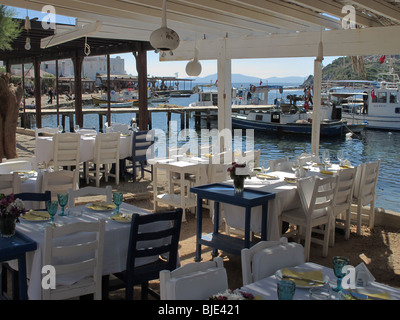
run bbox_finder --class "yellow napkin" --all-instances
[87,202,116,211]
[282,268,324,287]
[284,177,297,184]
[313,163,324,167]
[320,170,334,175]
[257,173,279,180]
[340,165,351,169]
[357,288,391,300]
[22,210,50,221]
[109,214,132,223]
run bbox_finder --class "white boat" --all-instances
[327,70,400,131]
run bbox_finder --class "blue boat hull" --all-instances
[232,116,344,136]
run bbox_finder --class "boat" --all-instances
[327,67,400,131]
[91,95,138,108]
[232,108,346,136]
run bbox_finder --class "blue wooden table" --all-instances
[190,183,275,262]
[0,231,37,300]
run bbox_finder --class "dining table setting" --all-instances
[13,194,171,300]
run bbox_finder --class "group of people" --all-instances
[47,87,75,104]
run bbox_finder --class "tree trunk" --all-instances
[0,73,23,162]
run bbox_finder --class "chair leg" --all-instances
[357,203,363,236]
[369,201,375,229]
[304,225,312,262]
[322,220,331,257]
[329,217,336,248]
[345,209,351,240]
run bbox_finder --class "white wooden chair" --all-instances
[41,169,79,200]
[50,133,80,171]
[42,220,105,300]
[331,167,357,245]
[85,133,120,187]
[67,185,112,208]
[280,175,337,261]
[269,157,292,172]
[296,153,321,166]
[241,238,305,286]
[160,257,228,300]
[241,149,261,168]
[35,127,58,138]
[0,173,21,195]
[352,160,381,235]
[0,157,37,173]
[104,122,131,135]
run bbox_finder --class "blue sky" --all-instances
[10,6,339,80]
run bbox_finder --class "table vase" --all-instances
[233,176,245,195]
[0,216,16,238]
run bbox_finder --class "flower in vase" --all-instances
[0,193,26,222]
[227,162,251,179]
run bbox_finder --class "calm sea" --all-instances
[37,88,399,213]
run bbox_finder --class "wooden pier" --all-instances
[19,104,276,131]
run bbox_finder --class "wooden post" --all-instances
[56,59,60,126]
[72,52,84,128]
[107,54,111,126]
[134,43,148,131]
[34,58,42,128]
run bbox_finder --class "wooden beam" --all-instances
[349,0,400,24]
[135,43,149,131]
[34,57,42,128]
[72,52,84,128]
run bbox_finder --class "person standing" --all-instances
[48,87,53,104]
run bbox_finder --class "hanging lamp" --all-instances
[24,11,31,50]
[186,47,202,76]
[150,0,180,56]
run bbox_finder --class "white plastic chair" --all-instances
[352,160,381,235]
[280,175,337,261]
[41,169,79,200]
[241,238,305,286]
[0,157,37,173]
[50,133,80,171]
[85,133,120,187]
[67,185,112,208]
[35,127,58,138]
[269,157,292,172]
[240,149,261,168]
[160,257,228,300]
[0,173,21,195]
[331,167,357,245]
[42,220,105,300]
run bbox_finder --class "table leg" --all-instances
[212,201,220,257]
[195,197,203,262]
[261,203,268,241]
[153,166,158,212]
[244,207,251,248]
[17,256,28,300]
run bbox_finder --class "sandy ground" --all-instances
[8,132,400,299]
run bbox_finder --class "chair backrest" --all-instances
[241,238,305,285]
[207,163,230,183]
[14,191,51,210]
[296,153,321,166]
[105,122,131,135]
[297,175,337,219]
[125,209,182,292]
[52,133,80,170]
[333,167,357,215]
[67,185,112,208]
[354,160,381,205]
[76,128,97,135]
[241,149,261,168]
[93,132,120,164]
[41,170,79,200]
[132,130,155,162]
[160,257,228,300]
[35,127,58,138]
[269,157,292,172]
[0,157,37,173]
[42,220,105,300]
[0,173,21,195]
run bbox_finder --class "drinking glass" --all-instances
[47,200,59,225]
[57,125,63,134]
[261,160,270,173]
[277,280,296,300]
[113,192,123,215]
[337,150,344,166]
[74,124,80,133]
[322,150,330,170]
[57,193,68,216]
[332,256,350,292]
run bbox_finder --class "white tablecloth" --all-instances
[35,134,132,165]
[15,202,170,300]
[241,262,400,300]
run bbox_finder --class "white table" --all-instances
[15,202,170,300]
[35,133,132,165]
[241,262,400,300]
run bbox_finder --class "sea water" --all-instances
[36,89,399,213]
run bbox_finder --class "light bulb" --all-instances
[25,37,31,50]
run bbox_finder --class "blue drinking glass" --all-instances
[332,256,350,292]
[112,192,123,215]
[277,280,296,300]
[57,193,68,216]
[46,200,59,225]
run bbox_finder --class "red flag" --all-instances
[371,89,376,100]
[380,55,386,64]
[260,80,263,85]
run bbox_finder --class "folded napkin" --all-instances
[355,262,375,286]
[109,214,132,223]
[282,268,324,287]
[21,210,50,221]
[342,288,390,300]
[256,173,279,180]
[284,177,298,184]
[343,159,352,166]
[320,170,334,175]
[87,202,116,211]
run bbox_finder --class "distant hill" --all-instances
[302,55,400,87]
[194,73,305,85]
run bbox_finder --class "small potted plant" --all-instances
[0,194,26,238]
[227,162,251,195]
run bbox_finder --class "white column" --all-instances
[311,41,323,156]
[217,38,232,152]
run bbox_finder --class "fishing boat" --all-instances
[91,95,138,108]
[327,67,400,131]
